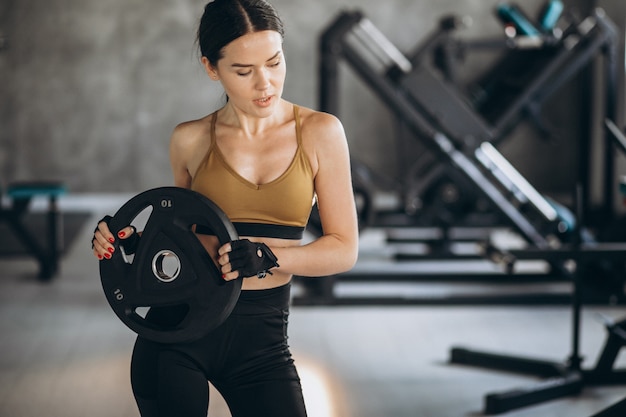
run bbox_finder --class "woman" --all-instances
[91,0,358,416]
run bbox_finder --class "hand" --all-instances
[91,215,138,260]
[217,239,279,280]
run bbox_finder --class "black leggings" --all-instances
[130,283,307,417]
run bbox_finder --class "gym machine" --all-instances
[450,183,626,414]
[296,3,626,412]
[317,3,620,238]
[296,2,625,306]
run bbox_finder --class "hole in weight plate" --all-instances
[152,250,181,282]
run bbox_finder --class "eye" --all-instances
[237,71,252,77]
[269,60,281,68]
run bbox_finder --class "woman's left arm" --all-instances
[272,111,359,277]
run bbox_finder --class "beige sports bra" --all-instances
[191,105,314,239]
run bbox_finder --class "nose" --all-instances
[255,69,270,90]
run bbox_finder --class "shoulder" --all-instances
[169,113,215,174]
[296,105,347,148]
[293,105,349,175]
[169,113,213,153]
[297,105,344,133]
[171,115,211,144]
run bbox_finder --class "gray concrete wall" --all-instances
[0,0,620,202]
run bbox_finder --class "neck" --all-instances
[221,100,288,137]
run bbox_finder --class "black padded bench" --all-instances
[0,181,67,280]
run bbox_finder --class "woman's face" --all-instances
[204,30,286,118]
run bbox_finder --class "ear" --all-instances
[201,56,219,81]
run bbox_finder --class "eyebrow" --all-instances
[231,51,282,68]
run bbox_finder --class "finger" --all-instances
[116,226,135,240]
[97,244,114,259]
[219,258,233,273]
[93,230,113,251]
[97,221,116,244]
[92,247,104,260]
[217,242,232,257]
[221,271,239,281]
[216,253,228,267]
[93,242,113,260]
[93,231,115,259]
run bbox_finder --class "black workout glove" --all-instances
[229,239,280,279]
[92,215,141,255]
[119,225,140,255]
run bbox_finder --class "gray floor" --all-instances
[1,195,626,417]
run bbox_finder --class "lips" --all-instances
[254,96,272,105]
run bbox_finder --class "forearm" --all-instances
[271,234,358,278]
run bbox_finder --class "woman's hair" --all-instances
[197,0,285,67]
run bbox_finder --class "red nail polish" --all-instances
[222,274,226,279]
[104,253,111,259]
[97,254,103,260]
[108,237,115,243]
[108,247,114,253]
[118,231,126,238]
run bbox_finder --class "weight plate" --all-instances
[99,187,241,344]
